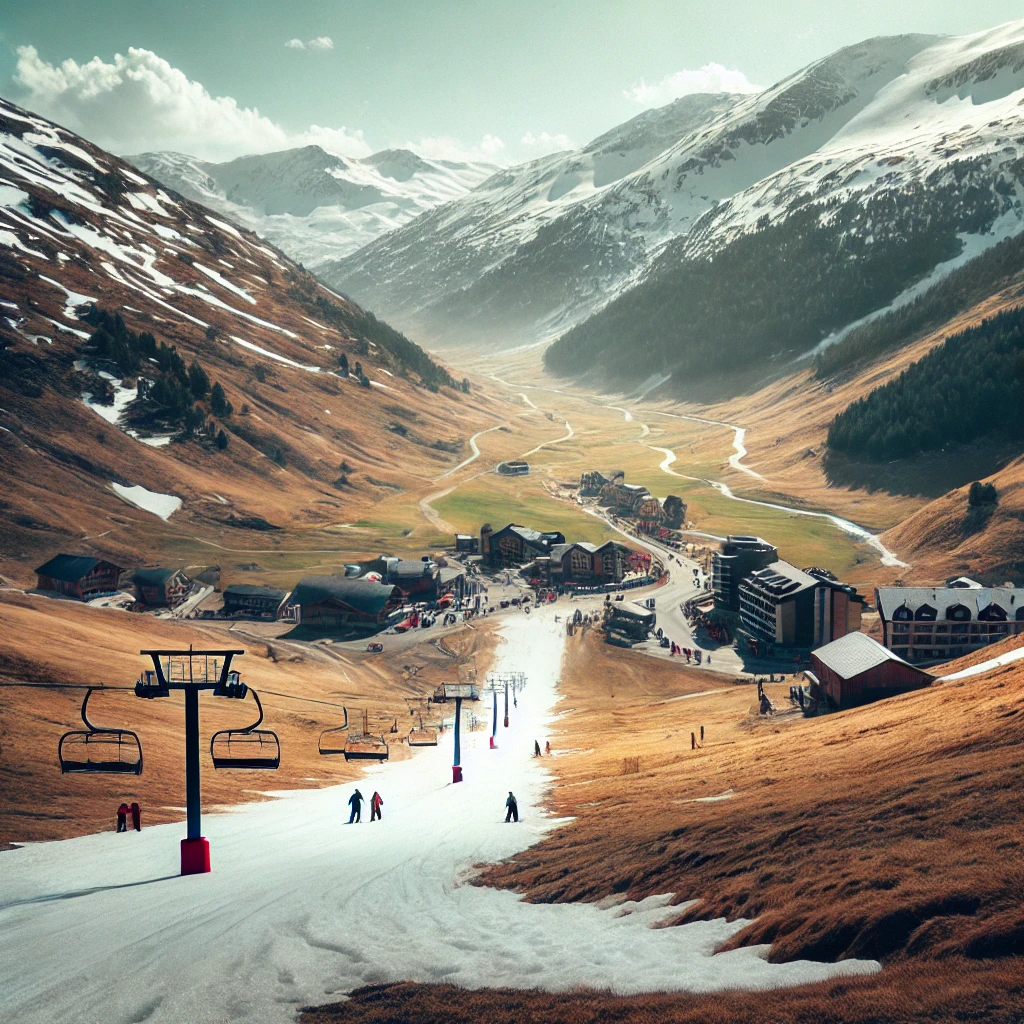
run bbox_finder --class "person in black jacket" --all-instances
[348,788,364,824]
[505,791,518,823]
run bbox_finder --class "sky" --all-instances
[0,0,1021,165]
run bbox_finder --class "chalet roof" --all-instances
[876,587,1024,620]
[813,631,931,681]
[288,576,400,616]
[223,584,287,600]
[134,567,179,588]
[741,560,820,599]
[35,554,114,583]
[439,566,465,584]
[393,559,437,579]
[608,603,655,622]
[550,541,628,564]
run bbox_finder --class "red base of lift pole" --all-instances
[452,765,463,783]
[181,837,211,875]
[489,736,496,749]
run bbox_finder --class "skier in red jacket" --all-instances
[370,791,383,822]
[116,803,130,833]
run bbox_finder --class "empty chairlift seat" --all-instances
[59,688,143,775]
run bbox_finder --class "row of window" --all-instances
[890,602,1023,622]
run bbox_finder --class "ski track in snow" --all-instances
[0,611,878,1024]
[936,643,1024,682]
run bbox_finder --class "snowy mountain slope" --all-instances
[324,25,1024,364]
[0,97,495,578]
[130,145,496,270]
[546,20,1024,387]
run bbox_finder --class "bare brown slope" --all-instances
[0,98,514,583]
[0,590,497,847]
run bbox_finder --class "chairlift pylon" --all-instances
[209,686,280,769]
[58,688,143,775]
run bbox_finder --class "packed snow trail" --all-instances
[0,609,877,1024]
[936,642,1024,681]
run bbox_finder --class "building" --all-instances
[739,561,864,649]
[550,541,631,587]
[35,554,126,600]
[134,567,194,608]
[875,585,1024,664]
[282,576,403,632]
[222,584,287,619]
[454,534,479,554]
[579,470,615,497]
[481,523,565,566]
[496,460,529,476]
[360,555,440,601]
[713,536,778,611]
[809,631,932,709]
[603,603,656,644]
[599,480,656,517]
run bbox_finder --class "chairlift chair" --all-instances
[342,709,389,761]
[209,686,280,769]
[318,706,350,755]
[59,688,143,775]
[408,710,438,747]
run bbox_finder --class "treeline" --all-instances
[81,307,231,444]
[308,293,456,392]
[815,229,1024,378]
[826,306,1024,461]
[545,160,1011,387]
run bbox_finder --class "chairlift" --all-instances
[408,710,438,747]
[318,705,350,755]
[209,686,280,769]
[58,688,143,775]
[342,708,389,761]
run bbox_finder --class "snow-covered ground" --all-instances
[0,610,878,1024]
[110,482,182,520]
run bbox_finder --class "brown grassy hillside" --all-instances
[0,97,515,585]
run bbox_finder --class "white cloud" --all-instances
[13,45,370,162]
[520,131,574,156]
[624,63,761,106]
[409,133,506,164]
[285,36,334,52]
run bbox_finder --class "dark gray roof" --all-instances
[439,566,465,584]
[876,587,1024,620]
[812,630,926,679]
[35,554,109,582]
[134,567,180,587]
[742,560,820,598]
[394,560,437,579]
[288,576,400,616]
[223,584,287,600]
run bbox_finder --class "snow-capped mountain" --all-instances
[129,145,497,270]
[322,23,1024,368]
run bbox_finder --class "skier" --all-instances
[545,740,551,755]
[130,801,141,832]
[370,791,383,822]
[534,739,541,757]
[116,802,129,833]
[348,788,364,824]
[505,791,519,823]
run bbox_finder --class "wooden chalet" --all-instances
[222,584,287,619]
[35,554,126,600]
[550,541,631,586]
[133,567,194,608]
[282,576,403,632]
[809,631,932,709]
[480,523,565,567]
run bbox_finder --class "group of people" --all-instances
[115,801,141,832]
[347,789,384,823]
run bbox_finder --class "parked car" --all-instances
[366,642,384,653]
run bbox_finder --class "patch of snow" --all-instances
[110,482,182,520]
[231,335,320,372]
[82,379,136,425]
[0,228,46,259]
[205,215,243,238]
[194,262,256,304]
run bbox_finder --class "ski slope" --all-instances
[0,610,878,1024]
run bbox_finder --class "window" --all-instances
[946,603,971,621]
[892,605,912,621]
[978,603,1008,622]
[914,604,937,621]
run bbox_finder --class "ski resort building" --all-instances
[480,523,566,567]
[712,536,778,611]
[454,534,479,554]
[222,584,287,619]
[133,567,194,609]
[549,541,632,587]
[739,561,864,649]
[875,584,1024,664]
[282,576,403,632]
[360,556,441,601]
[808,631,932,709]
[496,460,529,476]
[34,554,127,600]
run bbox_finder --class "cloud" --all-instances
[13,45,370,162]
[624,62,761,106]
[409,133,506,164]
[520,131,574,156]
[287,36,334,51]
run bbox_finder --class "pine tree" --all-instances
[210,382,233,417]
[188,360,210,399]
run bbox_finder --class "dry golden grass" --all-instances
[302,630,1024,1024]
[0,591,497,847]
